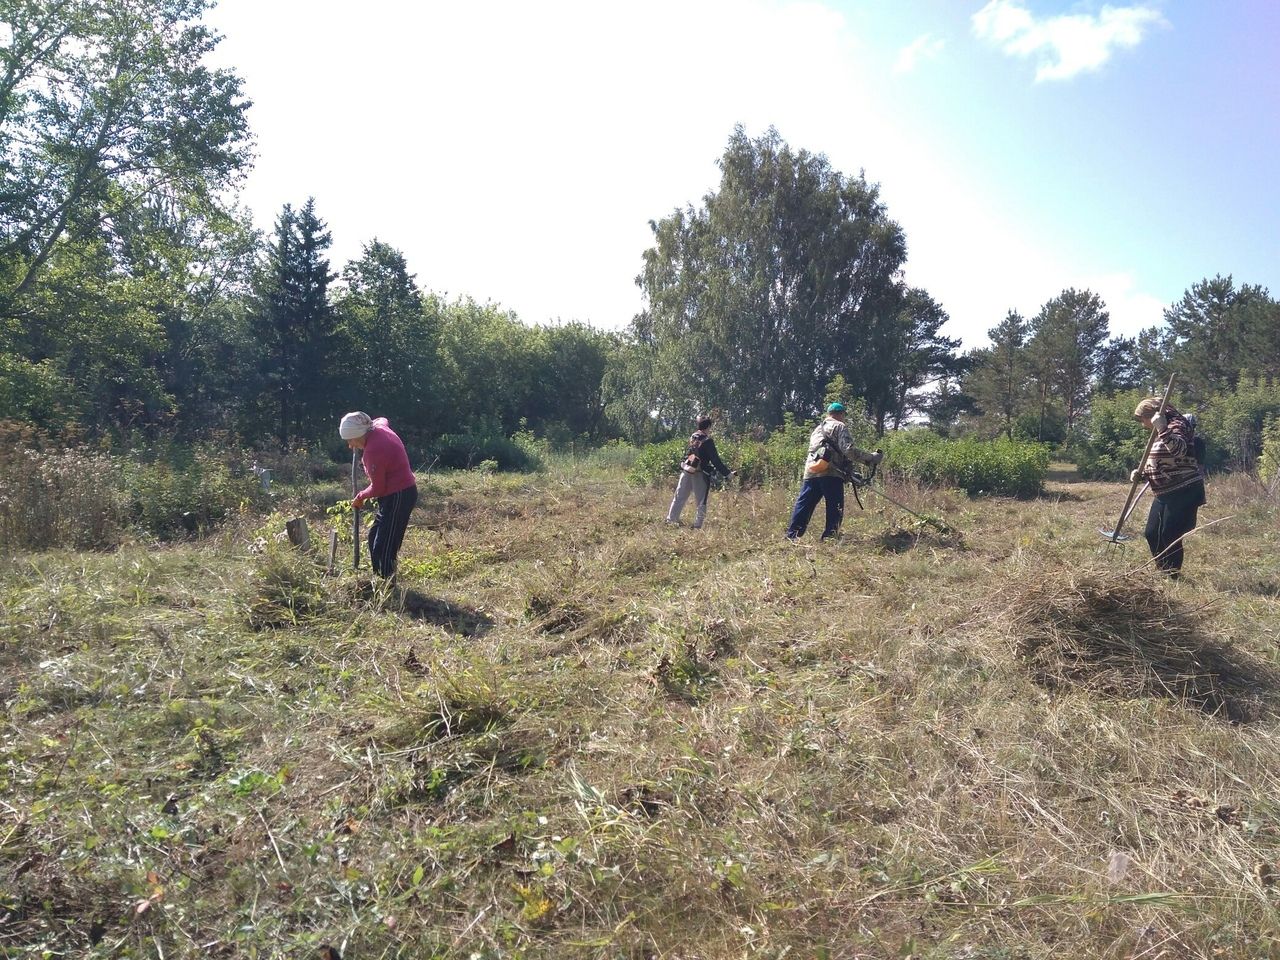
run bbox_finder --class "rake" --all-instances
[1102,372,1175,544]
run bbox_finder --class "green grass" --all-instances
[1,467,1279,958]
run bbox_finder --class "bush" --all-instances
[627,438,688,487]
[1199,376,1280,472]
[881,431,1049,497]
[1259,415,1280,494]
[429,433,538,472]
[122,448,264,538]
[1074,390,1148,481]
[0,447,126,550]
[627,420,1048,498]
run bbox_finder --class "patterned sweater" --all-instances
[1140,414,1202,496]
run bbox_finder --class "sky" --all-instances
[204,0,1280,349]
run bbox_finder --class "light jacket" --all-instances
[803,417,877,481]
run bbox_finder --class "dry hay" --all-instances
[1001,572,1278,722]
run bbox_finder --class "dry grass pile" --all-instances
[1003,570,1279,721]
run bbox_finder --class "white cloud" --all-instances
[1072,271,1167,337]
[972,0,1165,82]
[893,34,946,75]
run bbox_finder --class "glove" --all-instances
[1150,413,1168,433]
[353,496,367,511]
[870,450,885,465]
[1129,469,1141,483]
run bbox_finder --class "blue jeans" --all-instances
[787,476,844,540]
[369,485,418,577]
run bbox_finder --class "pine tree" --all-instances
[967,311,1028,438]
[1028,289,1110,435]
[252,199,337,443]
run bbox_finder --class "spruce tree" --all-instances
[252,199,337,443]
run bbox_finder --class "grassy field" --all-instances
[3,460,1279,959]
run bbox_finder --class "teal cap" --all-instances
[827,402,845,414]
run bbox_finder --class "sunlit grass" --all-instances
[1,465,1277,957]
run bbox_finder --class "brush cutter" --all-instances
[848,455,957,538]
[351,450,361,570]
[1104,372,1175,546]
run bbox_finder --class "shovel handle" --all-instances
[351,451,361,570]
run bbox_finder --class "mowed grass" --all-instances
[2,464,1279,959]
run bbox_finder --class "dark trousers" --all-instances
[787,476,845,540]
[369,485,418,577]
[1144,482,1203,573]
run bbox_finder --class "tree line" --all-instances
[2,0,1275,465]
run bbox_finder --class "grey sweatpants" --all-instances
[667,470,710,527]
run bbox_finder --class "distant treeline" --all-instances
[2,1,1277,470]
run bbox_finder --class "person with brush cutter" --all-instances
[666,414,734,529]
[1130,397,1205,578]
[340,411,418,579]
[786,402,883,542]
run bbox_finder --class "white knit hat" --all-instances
[339,411,373,440]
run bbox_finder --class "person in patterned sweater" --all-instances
[1131,397,1206,577]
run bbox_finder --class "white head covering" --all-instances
[339,411,373,440]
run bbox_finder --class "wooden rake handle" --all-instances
[1107,372,1175,544]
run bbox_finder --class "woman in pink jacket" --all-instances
[339,411,418,578]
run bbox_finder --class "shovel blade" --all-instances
[1099,528,1133,543]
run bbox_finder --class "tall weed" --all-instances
[122,448,264,538]
[1259,415,1280,495]
[0,448,126,549]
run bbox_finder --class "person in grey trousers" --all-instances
[666,414,733,529]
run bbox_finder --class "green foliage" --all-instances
[1027,288,1110,434]
[1158,275,1280,402]
[1259,416,1280,492]
[249,199,338,444]
[1073,390,1149,481]
[627,419,1047,498]
[627,438,689,487]
[0,356,72,429]
[122,448,265,538]
[332,239,440,430]
[1199,376,1280,471]
[880,431,1050,497]
[0,0,251,316]
[430,433,537,472]
[630,126,910,429]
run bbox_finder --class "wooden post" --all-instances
[327,528,339,575]
[285,517,310,550]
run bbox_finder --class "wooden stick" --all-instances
[1108,373,1175,544]
[351,451,361,571]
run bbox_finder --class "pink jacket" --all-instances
[358,418,416,500]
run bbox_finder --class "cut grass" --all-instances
[1,468,1278,958]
